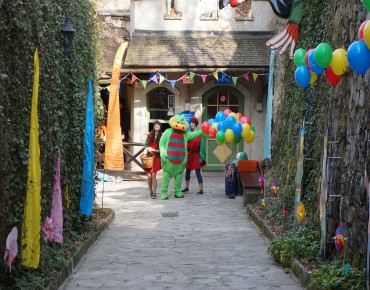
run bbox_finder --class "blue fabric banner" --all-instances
[264,50,275,159]
[80,77,95,216]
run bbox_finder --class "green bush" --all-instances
[308,260,365,290]
[268,226,320,267]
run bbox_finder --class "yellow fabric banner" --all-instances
[253,73,259,82]
[104,42,128,171]
[21,48,41,268]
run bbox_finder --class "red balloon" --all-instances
[201,121,210,135]
[209,127,217,139]
[305,49,313,70]
[230,0,242,7]
[224,109,232,117]
[236,112,243,120]
[240,116,247,124]
[245,117,252,126]
[324,65,342,86]
[359,20,369,40]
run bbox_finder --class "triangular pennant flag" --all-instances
[201,75,207,84]
[221,72,228,80]
[253,73,258,82]
[106,86,111,92]
[190,72,195,80]
[151,74,158,83]
[142,80,148,89]
[243,73,249,81]
[159,74,165,84]
[265,73,269,80]
[232,77,238,86]
[181,74,187,82]
[212,71,219,80]
[170,80,176,89]
[130,74,137,84]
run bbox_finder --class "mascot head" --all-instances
[169,114,188,132]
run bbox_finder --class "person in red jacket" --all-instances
[144,120,162,199]
[181,116,206,195]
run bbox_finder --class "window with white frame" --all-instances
[164,0,182,19]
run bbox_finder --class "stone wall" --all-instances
[269,1,370,266]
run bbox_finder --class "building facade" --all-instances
[98,0,277,170]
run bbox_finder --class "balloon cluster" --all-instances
[293,20,370,89]
[201,109,255,145]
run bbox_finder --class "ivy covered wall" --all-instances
[0,0,102,286]
[265,0,369,268]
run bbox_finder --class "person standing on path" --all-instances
[181,116,206,195]
[144,120,162,199]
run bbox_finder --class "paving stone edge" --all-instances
[46,210,115,290]
[245,205,311,287]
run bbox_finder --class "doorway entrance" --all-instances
[202,87,244,171]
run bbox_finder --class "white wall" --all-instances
[131,0,276,33]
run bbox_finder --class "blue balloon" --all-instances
[308,49,324,74]
[208,118,215,125]
[232,122,242,137]
[217,121,227,132]
[295,65,311,89]
[347,40,370,74]
[226,115,236,129]
[215,111,226,122]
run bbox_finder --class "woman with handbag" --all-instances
[144,120,162,199]
[181,116,206,195]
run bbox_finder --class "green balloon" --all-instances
[314,43,333,68]
[251,125,255,132]
[294,48,307,67]
[364,0,370,12]
[234,135,242,143]
[216,131,225,143]
[239,152,248,160]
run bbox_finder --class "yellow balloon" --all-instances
[216,139,224,145]
[212,122,218,130]
[224,129,235,142]
[330,48,348,76]
[309,70,317,84]
[241,123,251,138]
[296,202,306,223]
[245,130,255,144]
[365,21,370,49]
[228,112,238,122]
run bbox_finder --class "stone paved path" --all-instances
[60,172,303,290]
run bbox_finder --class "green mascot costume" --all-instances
[159,114,205,200]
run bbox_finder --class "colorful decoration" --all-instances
[261,196,268,206]
[115,70,268,90]
[4,227,18,272]
[21,48,41,269]
[80,77,95,216]
[203,109,255,146]
[43,149,64,243]
[104,42,126,171]
[282,207,287,217]
[334,223,345,254]
[294,122,305,210]
[296,202,306,222]
[320,129,328,258]
[271,180,278,198]
[264,0,303,57]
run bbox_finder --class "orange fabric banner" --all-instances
[104,42,128,171]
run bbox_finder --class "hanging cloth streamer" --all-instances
[264,50,275,159]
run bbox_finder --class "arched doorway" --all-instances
[202,87,245,171]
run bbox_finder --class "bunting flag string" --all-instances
[107,69,269,90]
